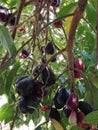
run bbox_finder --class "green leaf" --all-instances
[0,103,15,123]
[70,125,83,130]
[4,62,20,95]
[83,111,98,125]
[84,86,98,109]
[0,25,16,57]
[58,3,77,17]
[86,3,96,27]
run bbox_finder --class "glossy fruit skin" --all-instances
[19,50,29,59]
[42,67,56,86]
[16,75,35,96]
[66,92,78,111]
[6,13,16,26]
[77,111,90,129]
[53,21,62,28]
[57,88,70,107]
[78,101,93,115]
[33,64,42,77]
[0,6,8,22]
[51,56,57,62]
[34,80,48,98]
[0,6,16,26]
[49,108,60,122]
[33,65,56,86]
[53,92,63,109]
[51,0,62,7]
[45,42,55,55]
[63,106,71,117]
[19,96,37,114]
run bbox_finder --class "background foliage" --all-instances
[0,0,98,130]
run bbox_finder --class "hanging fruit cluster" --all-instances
[0,0,96,129]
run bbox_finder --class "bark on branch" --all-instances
[66,0,88,92]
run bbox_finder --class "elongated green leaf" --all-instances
[0,103,15,123]
[83,111,98,125]
[58,3,77,17]
[4,62,20,95]
[0,25,16,57]
[86,3,96,27]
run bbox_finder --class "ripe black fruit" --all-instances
[49,108,60,122]
[57,88,69,107]
[53,92,63,109]
[33,64,42,77]
[16,75,35,96]
[51,56,57,62]
[51,0,61,7]
[0,6,8,22]
[34,80,48,98]
[19,96,37,114]
[7,13,16,26]
[0,6,16,26]
[45,42,55,55]
[78,101,93,115]
[42,67,56,86]
[63,106,71,117]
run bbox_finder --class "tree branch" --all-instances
[66,0,88,92]
[12,0,26,39]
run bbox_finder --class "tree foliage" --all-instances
[0,0,98,130]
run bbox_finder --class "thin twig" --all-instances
[96,0,98,70]
[12,0,26,39]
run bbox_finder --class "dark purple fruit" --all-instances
[16,75,28,84]
[42,66,56,86]
[51,0,61,7]
[49,108,60,122]
[57,88,70,107]
[16,75,35,96]
[53,92,63,109]
[19,96,37,114]
[22,50,29,57]
[45,42,55,55]
[33,64,42,77]
[63,106,71,117]
[0,6,8,22]
[66,92,78,111]
[51,56,57,62]
[78,101,93,115]
[7,13,16,26]
[34,80,48,98]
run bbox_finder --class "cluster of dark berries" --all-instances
[0,5,15,26]
[53,88,93,129]
[33,64,56,86]
[16,75,48,114]
[74,58,85,78]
